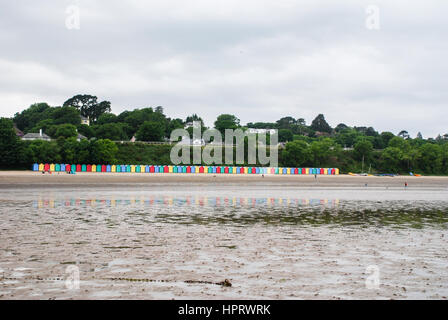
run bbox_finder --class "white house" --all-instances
[80,116,90,126]
[246,128,277,135]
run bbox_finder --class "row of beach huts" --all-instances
[33,163,340,175]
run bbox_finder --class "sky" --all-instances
[0,0,447,138]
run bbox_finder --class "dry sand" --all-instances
[1,171,448,189]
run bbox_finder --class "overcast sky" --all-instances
[1,0,447,137]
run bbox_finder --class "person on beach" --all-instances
[405,182,408,188]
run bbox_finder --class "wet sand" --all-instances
[1,172,448,300]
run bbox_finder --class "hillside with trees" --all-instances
[1,94,447,174]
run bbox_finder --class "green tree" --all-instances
[94,123,128,141]
[97,113,118,125]
[77,124,95,139]
[25,140,61,164]
[136,121,165,141]
[380,132,395,147]
[354,139,373,161]
[276,116,296,129]
[416,144,442,174]
[63,95,111,123]
[278,129,294,142]
[52,124,78,139]
[0,118,25,167]
[51,106,81,125]
[282,140,311,167]
[13,103,53,132]
[310,138,338,166]
[214,114,240,135]
[310,114,332,133]
[91,139,118,163]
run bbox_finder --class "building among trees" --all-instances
[22,129,51,141]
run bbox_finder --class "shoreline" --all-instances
[1,171,448,189]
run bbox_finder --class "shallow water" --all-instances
[1,186,448,299]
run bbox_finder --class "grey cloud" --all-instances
[0,0,447,137]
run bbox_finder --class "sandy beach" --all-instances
[1,171,448,189]
[1,170,448,300]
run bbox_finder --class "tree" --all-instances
[282,140,311,167]
[97,113,118,125]
[94,123,128,141]
[13,103,53,132]
[63,94,111,123]
[51,106,81,125]
[0,118,25,167]
[167,118,185,137]
[136,121,165,141]
[310,114,332,133]
[354,139,373,161]
[186,114,204,126]
[398,130,410,139]
[214,114,240,135]
[25,140,61,164]
[416,132,423,140]
[52,124,78,139]
[416,144,442,174]
[381,147,403,172]
[91,139,118,164]
[380,132,395,147]
[77,124,95,139]
[309,138,338,166]
[276,117,296,129]
[278,129,294,142]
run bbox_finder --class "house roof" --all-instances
[14,126,24,137]
[23,132,51,139]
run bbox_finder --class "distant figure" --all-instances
[314,174,317,180]
[365,183,368,187]
[262,174,264,178]
[405,182,408,188]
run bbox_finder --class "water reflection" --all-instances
[32,196,340,209]
[29,196,448,229]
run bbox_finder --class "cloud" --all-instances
[0,0,447,137]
